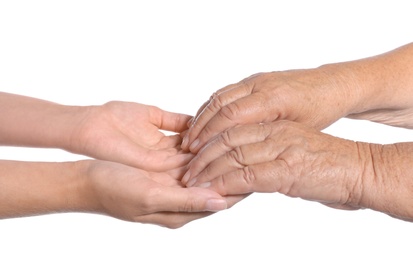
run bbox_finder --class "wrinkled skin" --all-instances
[183,120,413,222]
[181,69,362,153]
[182,121,365,210]
[182,43,413,154]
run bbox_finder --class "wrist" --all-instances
[0,160,97,218]
[354,142,413,221]
[61,105,97,153]
[70,160,103,214]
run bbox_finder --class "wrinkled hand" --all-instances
[182,70,360,153]
[182,121,366,210]
[70,101,193,171]
[83,159,244,228]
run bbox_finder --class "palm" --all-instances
[89,160,244,228]
[72,101,193,171]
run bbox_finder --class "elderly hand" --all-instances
[182,121,364,210]
[182,120,413,221]
[181,69,363,154]
[182,43,413,154]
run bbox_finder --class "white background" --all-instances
[1,1,413,259]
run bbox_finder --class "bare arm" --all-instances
[0,92,193,171]
[324,42,413,128]
[183,121,413,222]
[0,160,92,218]
[357,142,413,221]
[0,92,85,148]
[182,42,413,153]
[0,159,234,228]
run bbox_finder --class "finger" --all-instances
[150,166,187,186]
[143,149,194,171]
[192,82,244,121]
[192,100,209,124]
[182,82,252,151]
[182,123,271,185]
[134,211,214,229]
[155,134,183,150]
[133,194,247,229]
[195,160,291,196]
[152,106,193,133]
[188,93,275,153]
[150,186,229,213]
[187,132,287,187]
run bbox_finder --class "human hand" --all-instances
[182,121,367,210]
[181,69,362,153]
[81,159,245,228]
[69,101,193,171]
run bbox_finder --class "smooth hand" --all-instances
[70,101,193,171]
[83,159,244,228]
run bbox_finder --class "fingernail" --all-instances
[181,135,189,149]
[189,138,200,152]
[186,177,197,187]
[205,199,227,212]
[181,171,191,184]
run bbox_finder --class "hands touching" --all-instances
[182,121,413,221]
[83,160,238,228]
[68,101,194,171]
[0,92,193,171]
[0,92,245,227]
[181,69,360,153]
[3,42,413,226]
[0,159,244,228]
[181,42,413,221]
[182,121,365,209]
[181,42,413,154]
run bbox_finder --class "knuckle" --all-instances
[241,166,257,186]
[201,123,215,139]
[228,147,247,167]
[219,102,242,122]
[207,93,226,112]
[257,123,272,138]
[220,129,234,148]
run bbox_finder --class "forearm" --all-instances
[0,160,96,219]
[318,42,413,127]
[0,92,90,149]
[355,142,413,221]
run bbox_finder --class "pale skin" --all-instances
[0,92,193,171]
[0,159,239,228]
[0,93,244,227]
[181,42,413,221]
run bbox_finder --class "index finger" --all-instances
[181,82,252,151]
[188,93,273,153]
